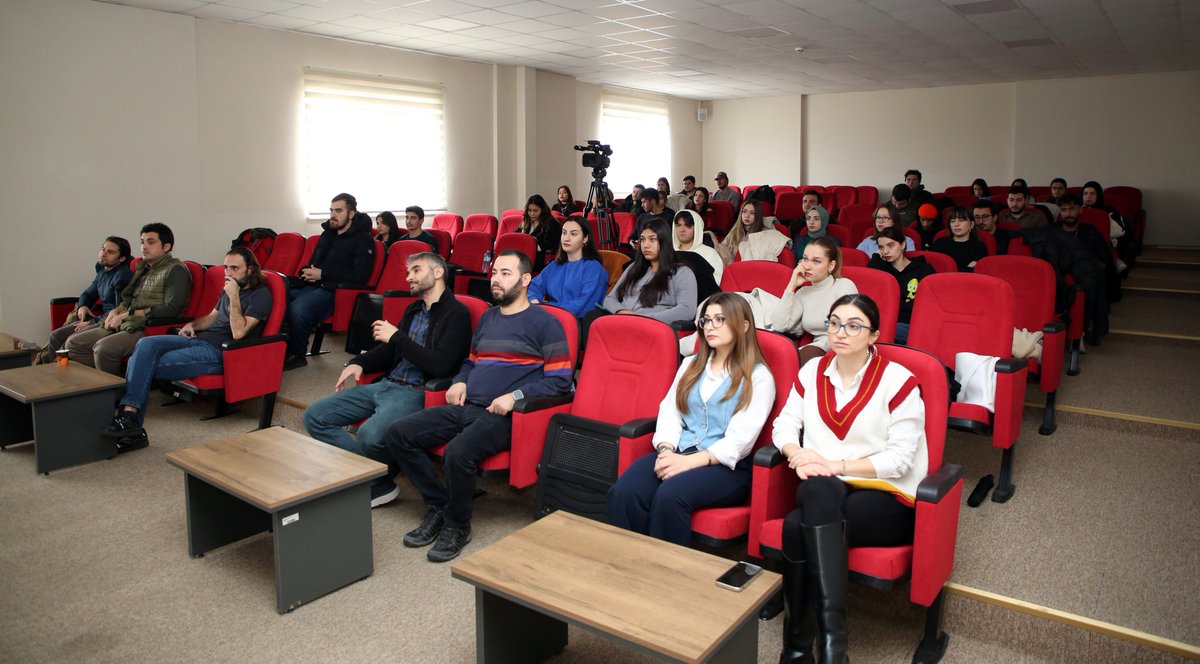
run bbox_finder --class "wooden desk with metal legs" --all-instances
[452,511,782,664]
[0,333,36,370]
[165,427,387,613]
[0,362,125,474]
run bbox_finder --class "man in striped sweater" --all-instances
[384,249,573,562]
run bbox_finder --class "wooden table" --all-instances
[165,427,387,613]
[0,332,36,370]
[0,362,125,474]
[452,511,782,663]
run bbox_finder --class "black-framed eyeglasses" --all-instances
[824,319,873,337]
[698,315,727,329]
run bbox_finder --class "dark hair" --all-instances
[690,187,710,214]
[105,236,132,263]
[555,216,602,264]
[140,223,174,250]
[1059,193,1083,207]
[496,248,533,276]
[1011,178,1028,189]
[640,188,661,203]
[1008,185,1030,199]
[375,211,400,239]
[904,169,922,183]
[829,293,881,334]
[226,246,265,290]
[874,225,907,247]
[891,183,912,202]
[808,236,843,278]
[683,175,695,184]
[557,184,574,203]
[946,206,975,238]
[1050,178,1067,188]
[407,251,448,277]
[657,177,669,187]
[802,189,823,204]
[405,205,425,220]
[972,199,996,213]
[971,178,991,197]
[1082,180,1106,207]
[673,210,694,227]
[332,193,357,211]
[618,217,679,307]
[521,194,555,232]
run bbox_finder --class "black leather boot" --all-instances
[778,553,816,663]
[804,522,849,664]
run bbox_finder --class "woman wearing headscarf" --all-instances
[790,205,836,263]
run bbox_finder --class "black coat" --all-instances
[350,288,471,380]
[311,212,376,288]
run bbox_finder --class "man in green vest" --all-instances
[63,223,192,375]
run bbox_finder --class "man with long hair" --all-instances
[101,247,273,453]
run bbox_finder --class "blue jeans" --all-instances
[121,335,224,423]
[895,322,910,345]
[607,452,752,546]
[286,285,335,357]
[303,379,425,464]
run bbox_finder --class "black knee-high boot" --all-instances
[779,553,817,663]
[803,522,849,664]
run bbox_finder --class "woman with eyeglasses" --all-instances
[769,237,858,367]
[602,217,697,325]
[856,204,914,256]
[608,293,774,545]
[772,293,927,664]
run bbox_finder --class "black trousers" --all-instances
[781,476,914,561]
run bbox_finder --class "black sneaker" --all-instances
[403,508,445,548]
[115,431,149,454]
[282,354,308,371]
[369,478,399,508]
[102,413,144,439]
[427,524,472,563]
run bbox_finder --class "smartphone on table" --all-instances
[715,561,762,592]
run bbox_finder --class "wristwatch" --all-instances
[656,444,673,454]
[511,389,525,402]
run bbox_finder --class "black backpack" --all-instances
[231,228,277,267]
[747,185,776,206]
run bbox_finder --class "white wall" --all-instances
[0,0,202,343]
[706,73,1198,246]
[702,97,803,187]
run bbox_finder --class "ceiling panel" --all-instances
[93,0,1200,99]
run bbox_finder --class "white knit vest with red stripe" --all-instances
[798,353,928,505]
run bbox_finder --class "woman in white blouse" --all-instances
[771,294,927,664]
[607,292,775,545]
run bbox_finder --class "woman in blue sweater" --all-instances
[527,216,610,317]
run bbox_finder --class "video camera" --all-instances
[574,140,612,171]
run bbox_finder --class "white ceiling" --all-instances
[95,0,1200,100]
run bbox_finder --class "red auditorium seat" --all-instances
[841,266,899,343]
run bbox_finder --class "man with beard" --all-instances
[100,247,273,453]
[384,250,572,562]
[302,252,470,507]
[38,236,133,364]
[283,192,376,369]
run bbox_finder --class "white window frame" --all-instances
[302,68,446,217]
[599,93,671,197]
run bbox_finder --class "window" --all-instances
[599,94,671,195]
[302,68,446,216]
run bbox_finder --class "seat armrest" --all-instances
[618,417,657,438]
[513,393,574,413]
[425,376,456,392]
[331,282,370,290]
[994,357,1025,373]
[670,320,696,333]
[754,446,785,467]
[221,333,286,351]
[915,464,964,503]
[382,289,413,297]
[1042,321,1065,334]
[51,296,80,305]
[146,316,191,327]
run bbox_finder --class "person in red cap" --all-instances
[914,202,942,249]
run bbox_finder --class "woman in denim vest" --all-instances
[607,292,775,545]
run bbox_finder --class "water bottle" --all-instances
[481,249,493,274]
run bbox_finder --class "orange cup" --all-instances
[55,350,69,366]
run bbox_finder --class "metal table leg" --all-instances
[272,483,373,614]
[475,588,568,663]
[31,388,120,474]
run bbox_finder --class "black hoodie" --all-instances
[868,253,936,324]
[310,211,376,289]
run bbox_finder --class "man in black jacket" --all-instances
[284,192,377,369]
[302,251,471,506]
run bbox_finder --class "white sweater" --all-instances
[768,275,858,349]
[772,352,927,503]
